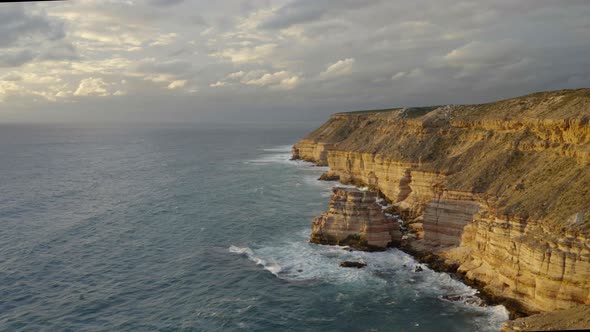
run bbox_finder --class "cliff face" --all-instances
[294,89,590,315]
[311,187,402,250]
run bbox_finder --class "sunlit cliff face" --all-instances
[1,0,590,122]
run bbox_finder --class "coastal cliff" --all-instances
[294,89,590,322]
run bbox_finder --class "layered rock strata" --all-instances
[311,187,402,250]
[294,89,590,320]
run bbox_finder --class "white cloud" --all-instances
[167,80,187,89]
[211,70,301,90]
[391,72,406,80]
[242,70,302,90]
[211,44,277,64]
[73,30,143,47]
[320,58,355,79]
[228,71,245,79]
[70,58,133,75]
[55,90,70,98]
[74,77,109,96]
[0,80,20,102]
[149,33,178,46]
[277,75,301,90]
[210,81,225,88]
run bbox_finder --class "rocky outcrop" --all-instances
[340,261,367,268]
[311,187,402,250]
[294,89,590,322]
[502,305,590,331]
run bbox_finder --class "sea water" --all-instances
[0,123,508,331]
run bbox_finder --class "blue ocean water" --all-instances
[0,123,508,331]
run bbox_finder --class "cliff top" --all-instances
[333,88,590,121]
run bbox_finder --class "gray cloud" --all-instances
[0,50,35,67]
[260,0,385,30]
[147,0,185,7]
[0,4,71,68]
[135,59,192,75]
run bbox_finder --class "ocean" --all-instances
[0,123,508,331]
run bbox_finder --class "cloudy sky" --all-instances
[1,0,589,123]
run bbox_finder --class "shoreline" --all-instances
[309,171,520,321]
[398,243,527,320]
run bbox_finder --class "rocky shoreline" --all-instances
[295,88,590,330]
[311,184,526,319]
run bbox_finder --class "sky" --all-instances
[1,0,589,123]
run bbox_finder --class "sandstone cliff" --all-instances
[311,187,402,250]
[294,88,590,318]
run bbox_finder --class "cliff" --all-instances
[311,187,402,250]
[293,88,590,319]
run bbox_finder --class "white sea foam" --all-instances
[229,245,282,276]
[261,145,293,152]
[228,245,252,255]
[229,229,509,330]
[245,144,297,165]
[246,152,296,165]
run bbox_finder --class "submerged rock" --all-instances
[340,261,367,268]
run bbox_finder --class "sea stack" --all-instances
[311,187,402,251]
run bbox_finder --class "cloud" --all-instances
[0,5,70,68]
[260,0,385,30]
[242,70,302,90]
[0,50,35,67]
[211,70,302,90]
[74,77,109,97]
[1,73,22,81]
[320,58,355,79]
[210,81,225,88]
[2,0,590,122]
[0,6,64,48]
[211,44,277,64]
[0,80,20,102]
[147,0,184,7]
[135,58,192,75]
[168,80,187,89]
[391,72,406,80]
[441,40,518,68]
[261,1,326,30]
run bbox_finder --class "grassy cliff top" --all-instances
[333,88,590,121]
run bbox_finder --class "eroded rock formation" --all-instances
[311,187,402,250]
[294,89,590,321]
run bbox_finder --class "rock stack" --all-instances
[310,187,402,251]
